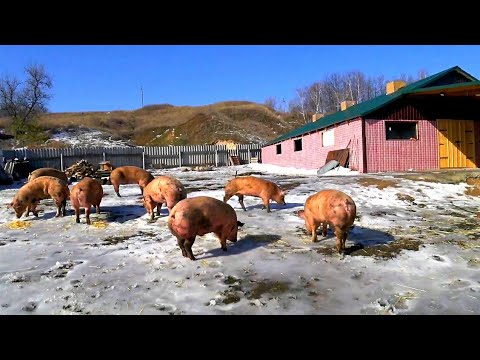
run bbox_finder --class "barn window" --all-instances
[385,121,418,140]
[294,138,302,151]
[276,144,282,154]
[322,128,334,147]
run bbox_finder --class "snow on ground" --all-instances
[46,129,135,148]
[0,164,479,315]
[246,163,359,176]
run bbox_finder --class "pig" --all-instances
[108,166,154,197]
[298,189,356,254]
[168,196,245,261]
[9,176,70,218]
[28,168,69,183]
[223,175,286,212]
[70,177,104,225]
[142,175,187,220]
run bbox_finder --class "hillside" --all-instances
[0,101,304,149]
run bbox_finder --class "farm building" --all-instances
[261,66,480,173]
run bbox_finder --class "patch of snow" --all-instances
[0,164,479,314]
[244,163,358,177]
[46,129,135,148]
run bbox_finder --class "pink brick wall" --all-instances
[364,118,439,173]
[261,118,364,171]
[475,121,480,167]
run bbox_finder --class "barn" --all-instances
[261,66,480,173]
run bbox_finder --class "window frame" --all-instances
[385,121,419,141]
[322,128,335,147]
[294,138,303,152]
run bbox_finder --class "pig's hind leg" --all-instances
[184,237,197,261]
[237,195,247,211]
[156,203,163,217]
[175,237,187,258]
[334,227,348,254]
[85,206,92,225]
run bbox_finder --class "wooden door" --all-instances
[438,119,476,168]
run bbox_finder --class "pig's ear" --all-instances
[7,202,13,208]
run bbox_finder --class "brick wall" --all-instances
[364,118,439,173]
[261,118,364,171]
[475,121,480,167]
[263,97,480,173]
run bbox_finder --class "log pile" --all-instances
[64,159,96,180]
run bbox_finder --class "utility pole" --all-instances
[141,86,144,108]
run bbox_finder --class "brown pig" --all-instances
[223,175,286,212]
[70,177,104,225]
[28,168,69,183]
[108,166,154,197]
[168,196,245,261]
[298,189,356,254]
[142,175,187,220]
[9,176,70,218]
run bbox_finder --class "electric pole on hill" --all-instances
[141,86,144,108]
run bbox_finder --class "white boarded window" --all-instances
[322,129,334,147]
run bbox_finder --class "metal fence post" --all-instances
[142,150,146,169]
[60,153,64,171]
[178,151,182,167]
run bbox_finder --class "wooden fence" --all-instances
[0,144,263,170]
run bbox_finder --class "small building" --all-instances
[261,66,480,173]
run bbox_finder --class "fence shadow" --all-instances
[0,181,26,191]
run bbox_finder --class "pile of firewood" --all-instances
[64,159,96,179]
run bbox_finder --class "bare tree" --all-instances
[343,70,369,104]
[398,73,416,84]
[264,97,279,112]
[373,75,386,96]
[324,73,347,111]
[417,69,429,80]
[264,96,290,113]
[284,68,430,121]
[295,87,310,123]
[307,82,327,114]
[0,63,53,138]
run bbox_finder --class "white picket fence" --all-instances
[0,144,263,170]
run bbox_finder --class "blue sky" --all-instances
[1,45,479,113]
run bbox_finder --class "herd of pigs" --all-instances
[7,165,357,260]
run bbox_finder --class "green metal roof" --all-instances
[264,66,479,146]
[407,80,480,94]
